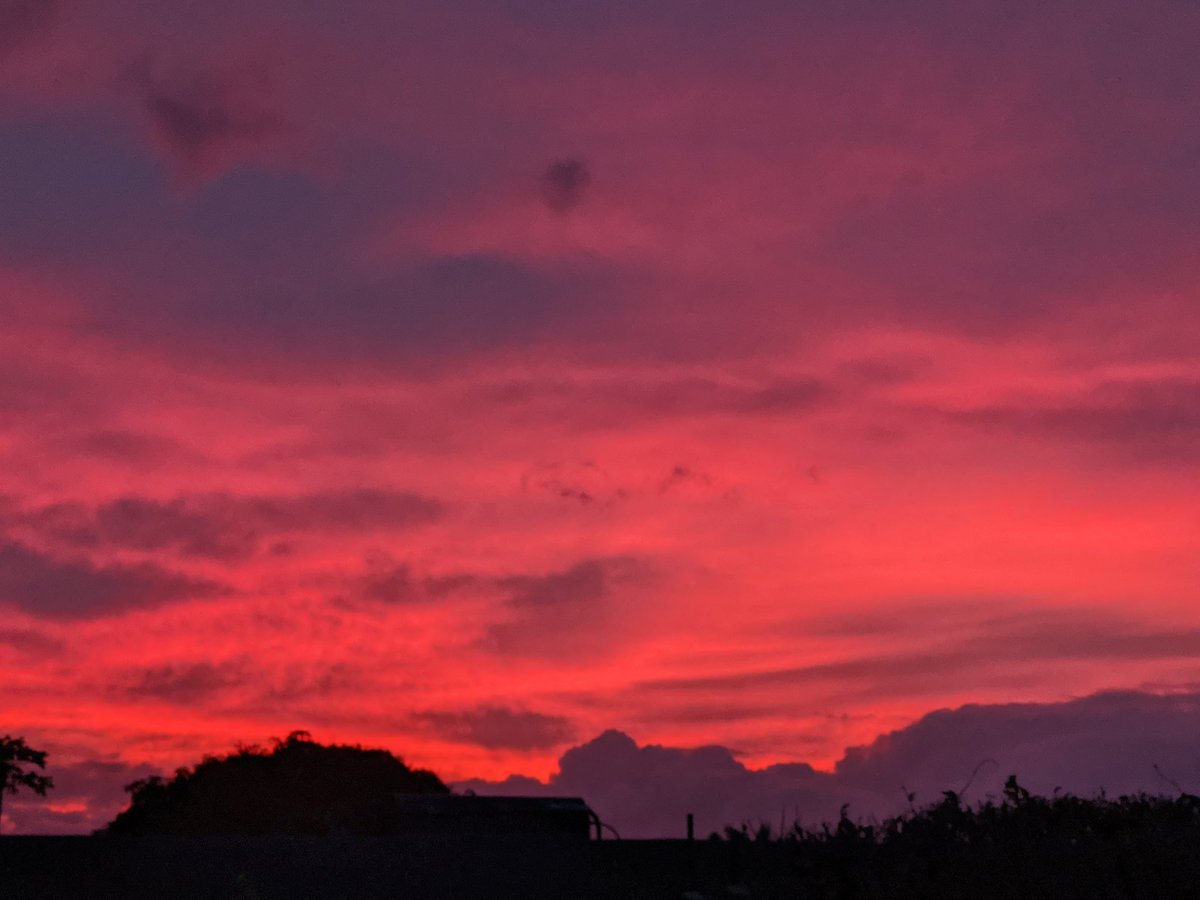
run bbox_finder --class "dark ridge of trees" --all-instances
[1,735,54,835]
[102,730,448,836]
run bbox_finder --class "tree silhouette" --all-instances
[104,730,449,835]
[0,735,54,835]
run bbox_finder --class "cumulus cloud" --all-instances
[459,729,854,838]
[464,690,1200,837]
[541,158,590,212]
[0,539,222,619]
[832,690,1200,803]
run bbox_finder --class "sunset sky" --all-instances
[2,0,1199,834]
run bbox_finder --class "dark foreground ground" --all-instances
[4,830,1200,900]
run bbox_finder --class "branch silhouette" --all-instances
[0,735,54,835]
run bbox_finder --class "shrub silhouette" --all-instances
[707,775,1200,899]
[103,730,448,835]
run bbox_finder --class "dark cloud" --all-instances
[357,556,641,611]
[0,539,221,619]
[498,558,623,608]
[360,563,418,604]
[552,486,595,503]
[24,497,259,561]
[9,489,444,561]
[242,489,444,532]
[520,460,622,506]
[355,556,639,616]
[146,86,277,156]
[658,464,713,494]
[482,557,648,658]
[120,659,364,714]
[0,0,59,54]
[355,562,481,606]
[0,124,627,371]
[465,690,1200,837]
[129,65,281,163]
[541,158,591,213]
[948,379,1200,462]
[413,706,575,751]
[124,660,246,704]
[261,661,363,704]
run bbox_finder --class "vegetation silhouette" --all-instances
[0,735,54,835]
[103,730,448,836]
[697,775,1200,899]
[6,742,1200,898]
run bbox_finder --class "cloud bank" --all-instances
[462,690,1200,838]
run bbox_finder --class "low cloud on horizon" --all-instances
[459,689,1200,837]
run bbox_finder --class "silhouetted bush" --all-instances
[700,775,1200,899]
[102,730,448,836]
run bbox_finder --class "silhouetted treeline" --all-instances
[103,731,448,836]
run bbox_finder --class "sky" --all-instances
[1,0,1199,835]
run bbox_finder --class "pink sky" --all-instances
[1,0,1198,833]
